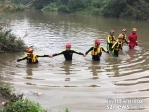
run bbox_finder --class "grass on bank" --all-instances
[0,85,71,112]
[0,85,47,112]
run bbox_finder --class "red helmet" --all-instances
[66,43,71,48]
[122,28,126,32]
[26,48,33,53]
[95,39,100,45]
[26,48,30,52]
[118,35,123,39]
[110,30,114,33]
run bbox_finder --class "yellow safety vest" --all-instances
[27,53,38,63]
[114,41,122,51]
[119,34,127,43]
[91,46,102,56]
[106,35,116,44]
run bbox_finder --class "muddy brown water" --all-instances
[0,10,149,112]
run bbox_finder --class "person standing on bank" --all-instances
[106,30,116,52]
[49,43,85,61]
[128,28,138,50]
[85,39,109,61]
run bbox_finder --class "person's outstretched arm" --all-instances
[36,54,49,57]
[50,50,65,58]
[15,55,27,62]
[101,47,109,53]
[71,50,84,55]
[136,34,138,45]
[85,47,93,55]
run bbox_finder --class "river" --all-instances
[0,10,149,112]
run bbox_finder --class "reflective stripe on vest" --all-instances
[114,42,122,51]
[107,35,116,44]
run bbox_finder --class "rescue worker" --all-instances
[49,43,85,61]
[106,30,116,52]
[14,48,49,63]
[119,28,128,46]
[128,28,138,50]
[85,39,109,61]
[111,35,123,57]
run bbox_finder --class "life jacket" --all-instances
[106,35,116,44]
[27,53,38,63]
[113,41,122,51]
[119,34,126,43]
[91,46,102,56]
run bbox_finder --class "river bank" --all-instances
[15,0,149,20]
[1,9,149,112]
[0,85,47,112]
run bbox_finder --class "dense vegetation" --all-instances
[0,0,26,52]
[0,85,71,112]
[11,0,149,20]
[0,27,27,52]
[0,85,47,112]
[0,0,24,14]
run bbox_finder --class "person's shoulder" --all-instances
[119,34,122,36]
[69,49,76,52]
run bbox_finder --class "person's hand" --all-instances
[14,60,17,63]
[83,54,86,57]
[49,55,53,58]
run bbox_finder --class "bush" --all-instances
[0,0,25,13]
[3,99,46,112]
[0,27,27,52]
[43,3,58,11]
[120,0,149,20]
[0,85,47,112]
[67,0,86,12]
[58,5,69,13]
[101,0,126,17]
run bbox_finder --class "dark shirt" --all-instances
[85,46,107,61]
[52,49,84,60]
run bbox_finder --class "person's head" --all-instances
[66,43,71,50]
[26,48,33,53]
[26,48,33,57]
[118,35,123,42]
[122,28,126,34]
[110,30,114,36]
[132,28,137,34]
[94,39,100,47]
